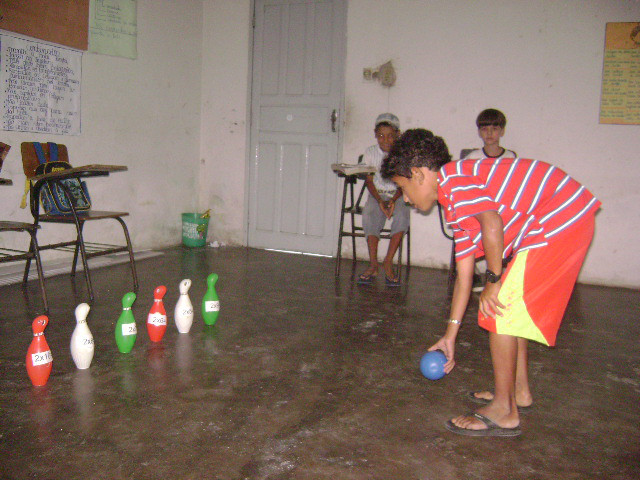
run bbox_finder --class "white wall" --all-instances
[1,0,638,288]
[0,0,203,261]
[343,0,640,288]
[199,0,252,246]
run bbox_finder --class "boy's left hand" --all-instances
[479,281,505,318]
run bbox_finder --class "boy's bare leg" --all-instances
[450,332,520,430]
[472,336,533,407]
[382,231,404,280]
[361,235,379,277]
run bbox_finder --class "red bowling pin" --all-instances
[26,315,52,387]
[147,285,168,342]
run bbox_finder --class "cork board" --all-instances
[0,0,89,50]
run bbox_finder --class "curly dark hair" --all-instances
[381,128,452,179]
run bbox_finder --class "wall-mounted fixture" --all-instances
[363,60,396,87]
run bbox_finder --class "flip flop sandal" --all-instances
[445,412,521,437]
[467,391,533,414]
[357,272,375,285]
[385,275,401,287]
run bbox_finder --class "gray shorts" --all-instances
[362,194,410,237]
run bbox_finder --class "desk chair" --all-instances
[21,142,138,304]
[0,143,48,312]
[335,155,410,275]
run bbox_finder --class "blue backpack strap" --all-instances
[33,142,47,164]
[47,142,58,162]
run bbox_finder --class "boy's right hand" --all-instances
[428,336,456,374]
[379,199,393,219]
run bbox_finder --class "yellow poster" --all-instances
[599,22,640,125]
[88,0,137,60]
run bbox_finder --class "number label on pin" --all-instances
[180,308,193,316]
[148,313,167,326]
[83,338,94,346]
[122,323,137,336]
[205,301,220,312]
[31,350,53,366]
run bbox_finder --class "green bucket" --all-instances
[182,213,210,247]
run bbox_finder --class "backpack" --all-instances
[33,142,91,215]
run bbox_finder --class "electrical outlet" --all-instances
[363,68,373,82]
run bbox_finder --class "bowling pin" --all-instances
[174,279,194,333]
[26,315,52,387]
[70,303,94,369]
[115,292,137,353]
[201,273,220,326]
[147,285,168,342]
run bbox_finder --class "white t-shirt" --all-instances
[362,144,397,195]
[462,147,517,159]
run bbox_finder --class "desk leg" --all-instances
[349,181,356,263]
[335,178,349,275]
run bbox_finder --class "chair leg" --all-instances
[396,235,403,271]
[349,210,356,264]
[349,181,357,266]
[71,222,85,278]
[115,216,138,293]
[27,230,48,313]
[447,241,456,297]
[69,219,95,303]
[406,227,411,268]
[22,238,34,284]
[335,179,349,276]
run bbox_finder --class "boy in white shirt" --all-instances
[463,108,517,160]
[358,113,410,286]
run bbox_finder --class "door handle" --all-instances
[331,109,338,132]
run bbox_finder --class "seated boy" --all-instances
[381,129,600,437]
[358,113,410,286]
[463,108,517,159]
[463,108,517,292]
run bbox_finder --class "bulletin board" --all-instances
[599,22,640,125]
[0,0,90,51]
[0,34,82,135]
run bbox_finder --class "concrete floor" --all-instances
[0,246,638,480]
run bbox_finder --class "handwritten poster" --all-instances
[0,35,82,135]
[599,22,640,125]
[89,0,137,59]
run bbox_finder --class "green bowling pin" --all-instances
[201,273,220,326]
[115,292,137,353]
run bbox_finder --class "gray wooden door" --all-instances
[248,0,346,255]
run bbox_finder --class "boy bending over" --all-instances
[382,129,600,437]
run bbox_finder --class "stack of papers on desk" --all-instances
[331,163,376,175]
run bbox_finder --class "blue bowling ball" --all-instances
[420,351,447,380]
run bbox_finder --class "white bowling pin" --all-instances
[174,279,194,333]
[70,303,94,369]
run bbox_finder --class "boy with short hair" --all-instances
[464,108,517,292]
[463,108,517,159]
[382,128,600,437]
[358,113,409,286]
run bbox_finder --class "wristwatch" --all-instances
[485,269,502,283]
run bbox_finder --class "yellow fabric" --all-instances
[20,178,30,209]
[495,251,549,345]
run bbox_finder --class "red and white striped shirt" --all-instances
[437,157,601,260]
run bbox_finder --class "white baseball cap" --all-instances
[375,113,400,130]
